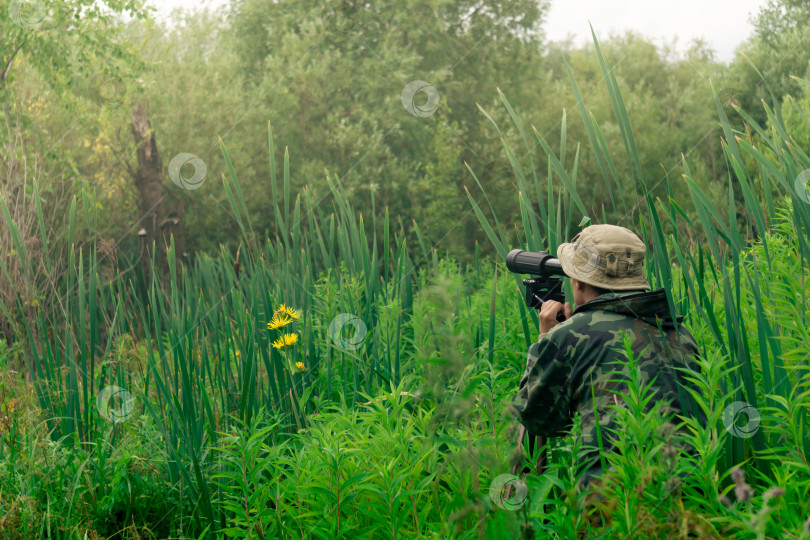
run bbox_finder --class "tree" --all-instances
[226,0,550,261]
[0,0,149,340]
[721,0,810,128]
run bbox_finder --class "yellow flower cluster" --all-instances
[274,304,300,320]
[267,304,301,330]
[268,304,301,353]
[267,304,306,374]
[272,332,299,350]
[267,313,293,330]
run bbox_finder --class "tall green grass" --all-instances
[1,33,809,537]
[0,121,456,528]
[468,30,810,476]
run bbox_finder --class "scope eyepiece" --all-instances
[505,249,566,276]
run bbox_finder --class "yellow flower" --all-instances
[295,361,307,373]
[273,304,300,320]
[267,314,293,330]
[272,332,299,350]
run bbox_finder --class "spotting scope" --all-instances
[506,249,567,322]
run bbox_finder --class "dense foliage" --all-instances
[1,0,810,538]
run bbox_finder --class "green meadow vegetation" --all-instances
[1,0,810,538]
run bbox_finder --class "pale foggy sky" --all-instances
[544,0,767,62]
[152,0,767,63]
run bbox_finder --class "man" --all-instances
[510,224,703,486]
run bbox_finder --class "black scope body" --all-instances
[505,249,566,277]
[506,249,567,321]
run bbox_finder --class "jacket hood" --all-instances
[574,288,682,327]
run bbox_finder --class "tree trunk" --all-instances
[131,103,168,281]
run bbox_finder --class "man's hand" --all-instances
[538,300,572,335]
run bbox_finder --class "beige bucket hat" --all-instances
[556,224,650,291]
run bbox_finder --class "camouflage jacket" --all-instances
[510,288,703,484]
